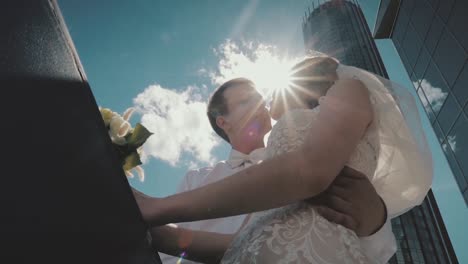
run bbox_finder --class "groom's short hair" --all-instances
[207,78,254,143]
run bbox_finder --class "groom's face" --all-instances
[222,83,272,143]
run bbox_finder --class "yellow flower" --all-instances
[109,115,131,145]
[100,107,114,127]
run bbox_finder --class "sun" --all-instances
[250,58,295,99]
[211,41,299,100]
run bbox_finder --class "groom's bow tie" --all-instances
[228,148,266,168]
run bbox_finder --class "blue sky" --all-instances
[59,0,466,261]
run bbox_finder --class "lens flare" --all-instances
[177,252,187,264]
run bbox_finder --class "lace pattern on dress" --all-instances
[221,106,379,264]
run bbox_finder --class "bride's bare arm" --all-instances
[299,78,374,193]
[142,79,372,225]
[152,225,233,263]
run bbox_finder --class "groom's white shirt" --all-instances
[160,148,396,263]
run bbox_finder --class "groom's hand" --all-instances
[308,166,387,237]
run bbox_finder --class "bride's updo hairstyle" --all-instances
[289,54,339,109]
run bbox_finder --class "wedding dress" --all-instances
[220,65,432,264]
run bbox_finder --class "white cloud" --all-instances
[442,135,457,154]
[447,135,457,153]
[133,84,220,166]
[197,68,208,75]
[203,40,299,97]
[419,79,447,113]
[132,40,298,168]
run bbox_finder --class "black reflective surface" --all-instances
[0,1,161,263]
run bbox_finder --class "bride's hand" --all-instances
[131,187,161,225]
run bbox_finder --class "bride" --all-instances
[136,55,432,263]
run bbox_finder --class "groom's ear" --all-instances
[216,115,229,131]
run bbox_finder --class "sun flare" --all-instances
[248,58,295,98]
[208,41,299,99]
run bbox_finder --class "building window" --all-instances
[432,120,446,143]
[436,0,455,23]
[447,0,468,52]
[427,0,440,11]
[410,72,420,88]
[437,92,461,134]
[417,87,437,123]
[420,61,449,116]
[392,1,411,45]
[451,61,468,107]
[433,30,467,87]
[400,0,417,18]
[424,15,444,55]
[410,0,434,41]
[401,23,423,70]
[413,46,431,82]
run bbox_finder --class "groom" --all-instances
[160,78,396,263]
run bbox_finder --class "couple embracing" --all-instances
[134,55,432,263]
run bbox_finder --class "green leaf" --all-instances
[126,123,153,149]
[123,152,142,171]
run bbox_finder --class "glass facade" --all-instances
[387,0,468,205]
[304,0,459,262]
[390,191,456,263]
[302,0,389,77]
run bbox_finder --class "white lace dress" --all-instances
[220,105,380,264]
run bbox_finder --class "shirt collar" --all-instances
[226,147,266,169]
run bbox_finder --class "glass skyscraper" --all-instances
[374,0,468,207]
[303,0,388,77]
[303,0,458,262]
[374,1,467,261]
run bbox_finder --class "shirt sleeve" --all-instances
[359,219,397,263]
[158,168,213,264]
[176,170,197,193]
[176,167,213,193]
